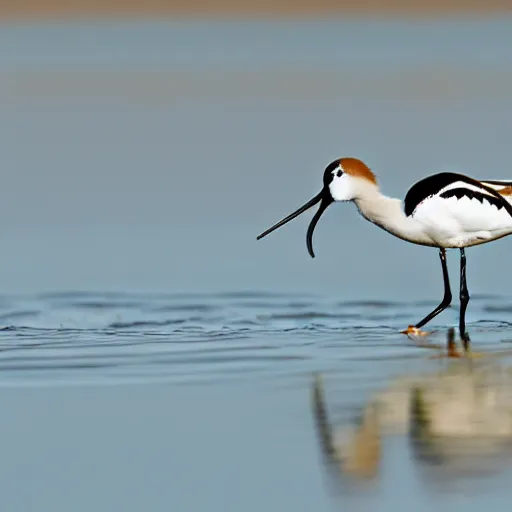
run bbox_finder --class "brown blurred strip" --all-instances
[0,0,511,19]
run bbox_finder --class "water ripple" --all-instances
[0,292,508,386]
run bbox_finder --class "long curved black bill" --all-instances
[257,190,333,258]
[256,191,323,241]
[306,194,333,258]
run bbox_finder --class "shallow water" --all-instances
[2,292,512,511]
[1,290,512,386]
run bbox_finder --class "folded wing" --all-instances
[404,172,512,234]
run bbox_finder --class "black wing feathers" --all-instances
[404,172,512,218]
[439,188,504,210]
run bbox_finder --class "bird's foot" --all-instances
[400,325,430,338]
[401,325,439,351]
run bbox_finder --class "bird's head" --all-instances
[256,157,377,258]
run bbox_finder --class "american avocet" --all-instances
[257,157,512,344]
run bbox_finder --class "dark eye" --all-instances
[336,169,343,177]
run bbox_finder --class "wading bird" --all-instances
[257,158,512,343]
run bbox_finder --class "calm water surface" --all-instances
[1,291,512,386]
[2,292,512,511]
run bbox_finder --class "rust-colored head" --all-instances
[339,157,378,185]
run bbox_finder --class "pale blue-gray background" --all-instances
[1,19,511,301]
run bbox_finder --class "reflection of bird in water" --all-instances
[312,330,512,482]
[257,157,512,345]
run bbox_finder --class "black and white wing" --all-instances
[404,172,512,233]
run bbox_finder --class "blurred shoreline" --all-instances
[1,1,512,20]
